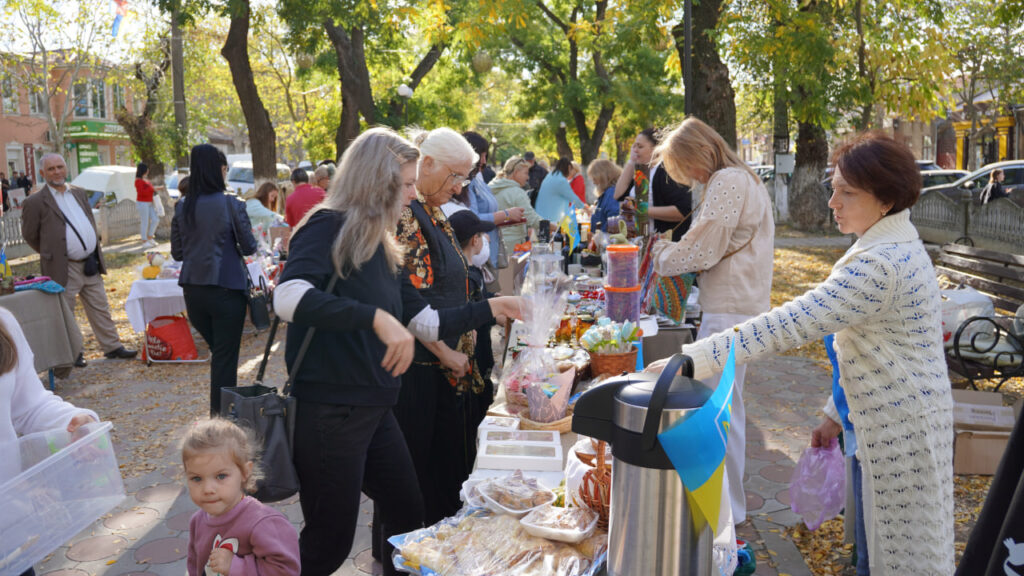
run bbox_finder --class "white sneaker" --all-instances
[143,240,157,248]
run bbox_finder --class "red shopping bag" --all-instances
[144,316,198,361]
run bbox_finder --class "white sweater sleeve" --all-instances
[681,250,897,379]
[6,309,98,435]
[272,279,313,323]
[652,168,749,276]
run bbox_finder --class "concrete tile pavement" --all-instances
[29,351,833,576]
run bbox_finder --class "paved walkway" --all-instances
[28,350,830,576]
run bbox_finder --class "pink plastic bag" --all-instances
[789,439,846,530]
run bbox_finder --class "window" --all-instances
[112,84,125,111]
[73,80,107,118]
[1003,167,1024,187]
[28,86,46,116]
[90,79,106,119]
[1,79,18,114]
[73,83,89,116]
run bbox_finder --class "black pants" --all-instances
[182,284,247,415]
[294,400,423,576]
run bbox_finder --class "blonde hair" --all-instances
[408,127,477,169]
[587,159,622,192]
[499,155,529,179]
[299,127,419,279]
[654,117,758,184]
[181,418,262,494]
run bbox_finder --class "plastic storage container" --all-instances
[605,284,641,322]
[605,245,639,288]
[0,422,125,575]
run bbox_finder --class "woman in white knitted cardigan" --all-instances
[651,132,954,575]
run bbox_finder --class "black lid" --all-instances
[616,374,711,411]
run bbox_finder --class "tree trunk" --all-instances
[170,3,188,169]
[677,0,737,149]
[789,121,831,231]
[555,125,574,160]
[325,21,377,156]
[221,0,277,184]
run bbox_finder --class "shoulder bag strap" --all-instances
[281,272,340,397]
[53,204,89,252]
[224,194,256,292]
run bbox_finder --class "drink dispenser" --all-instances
[572,354,714,576]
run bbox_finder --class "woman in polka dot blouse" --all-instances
[649,116,777,525]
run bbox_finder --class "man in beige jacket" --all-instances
[21,153,137,366]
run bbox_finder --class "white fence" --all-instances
[911,192,1024,253]
[0,199,141,257]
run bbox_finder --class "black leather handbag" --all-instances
[225,195,271,330]
[220,274,338,502]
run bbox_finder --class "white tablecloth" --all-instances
[124,262,267,332]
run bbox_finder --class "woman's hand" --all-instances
[440,348,470,378]
[372,309,415,377]
[488,296,524,323]
[504,206,525,223]
[811,417,843,448]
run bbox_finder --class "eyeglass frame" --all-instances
[443,163,472,189]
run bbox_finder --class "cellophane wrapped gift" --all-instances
[502,268,570,405]
[524,367,575,423]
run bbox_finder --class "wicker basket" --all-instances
[519,405,574,433]
[578,439,611,530]
[589,348,638,376]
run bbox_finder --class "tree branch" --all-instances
[509,34,566,85]
[536,1,569,34]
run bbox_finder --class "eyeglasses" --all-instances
[444,164,472,188]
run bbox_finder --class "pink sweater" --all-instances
[188,496,300,576]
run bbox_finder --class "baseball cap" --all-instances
[448,209,495,245]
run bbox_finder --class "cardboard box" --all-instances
[953,428,1012,475]
[952,389,1020,431]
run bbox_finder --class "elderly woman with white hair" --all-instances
[390,127,506,524]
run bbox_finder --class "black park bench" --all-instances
[936,243,1024,391]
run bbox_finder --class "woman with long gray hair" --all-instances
[273,127,519,576]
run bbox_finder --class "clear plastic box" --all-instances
[0,422,125,575]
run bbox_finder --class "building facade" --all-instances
[1,58,135,186]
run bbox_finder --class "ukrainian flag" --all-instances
[658,336,736,533]
[558,203,581,253]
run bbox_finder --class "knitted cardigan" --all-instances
[682,209,954,575]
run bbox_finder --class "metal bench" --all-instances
[937,243,1024,391]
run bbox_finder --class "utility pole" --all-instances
[171,1,188,170]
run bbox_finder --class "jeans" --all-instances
[852,455,870,575]
[138,201,158,241]
[293,401,424,576]
[182,285,246,415]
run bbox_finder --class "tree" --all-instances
[115,40,171,181]
[279,0,455,156]
[476,0,680,164]
[0,0,119,159]
[673,0,737,148]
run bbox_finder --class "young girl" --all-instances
[183,418,300,576]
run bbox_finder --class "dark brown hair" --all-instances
[831,131,921,213]
[0,310,18,375]
[554,157,572,177]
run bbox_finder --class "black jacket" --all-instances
[280,209,493,406]
[171,192,257,291]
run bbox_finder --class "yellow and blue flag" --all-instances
[658,336,736,533]
[558,204,581,253]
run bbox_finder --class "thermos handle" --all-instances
[641,353,694,451]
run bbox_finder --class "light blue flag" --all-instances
[657,335,736,531]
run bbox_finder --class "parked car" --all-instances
[915,159,942,171]
[225,161,292,197]
[921,160,1024,200]
[165,170,187,200]
[920,169,968,189]
[751,165,774,183]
